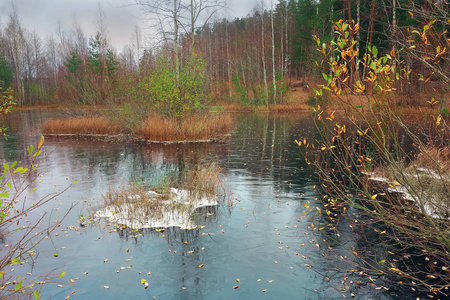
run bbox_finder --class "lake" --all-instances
[0,110,416,299]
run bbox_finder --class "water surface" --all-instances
[0,110,407,299]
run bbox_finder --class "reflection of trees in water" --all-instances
[41,136,230,188]
[108,204,226,297]
[230,113,316,193]
[111,206,221,244]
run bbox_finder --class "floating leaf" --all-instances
[198,264,204,268]
[233,285,239,289]
[236,278,240,283]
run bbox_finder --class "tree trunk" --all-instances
[271,1,277,105]
[226,22,232,98]
[174,0,179,88]
[261,3,269,106]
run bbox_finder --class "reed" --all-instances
[42,117,121,135]
[138,114,233,141]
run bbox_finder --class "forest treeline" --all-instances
[0,0,448,108]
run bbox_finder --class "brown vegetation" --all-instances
[42,113,233,142]
[411,145,450,171]
[138,114,233,142]
[42,117,121,135]
[99,163,224,228]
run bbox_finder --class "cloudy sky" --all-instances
[0,0,272,52]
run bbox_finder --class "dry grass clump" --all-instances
[411,145,450,171]
[103,184,174,223]
[138,114,233,141]
[42,117,120,135]
[183,163,225,199]
[373,145,450,219]
[99,163,225,228]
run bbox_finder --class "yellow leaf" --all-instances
[198,264,204,268]
[37,136,44,150]
[371,194,378,200]
[236,278,240,283]
[141,279,147,284]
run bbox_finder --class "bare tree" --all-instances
[130,24,143,71]
[181,0,225,52]
[135,0,182,86]
[4,8,26,104]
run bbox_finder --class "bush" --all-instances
[300,20,450,296]
[141,52,207,118]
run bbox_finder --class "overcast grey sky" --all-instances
[0,0,271,52]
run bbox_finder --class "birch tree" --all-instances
[270,0,276,104]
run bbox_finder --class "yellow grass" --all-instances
[138,114,233,141]
[216,101,312,113]
[42,117,121,135]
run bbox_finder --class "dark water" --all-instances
[0,110,411,299]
